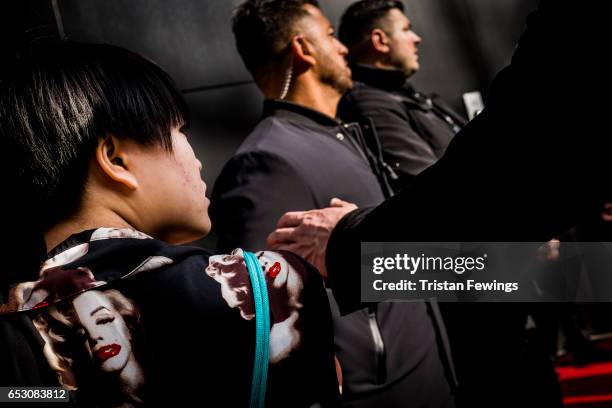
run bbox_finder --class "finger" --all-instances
[330,197,349,207]
[330,197,357,209]
[278,243,301,254]
[266,227,297,246]
[268,241,299,252]
[276,211,308,228]
[603,203,612,222]
[268,240,301,255]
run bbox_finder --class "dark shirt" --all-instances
[0,228,339,407]
[339,64,466,191]
[212,100,456,407]
[211,99,388,252]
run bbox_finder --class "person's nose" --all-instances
[412,31,422,45]
[88,334,103,349]
[337,38,349,57]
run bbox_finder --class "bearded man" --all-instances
[211,1,456,407]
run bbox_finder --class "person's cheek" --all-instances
[106,323,122,343]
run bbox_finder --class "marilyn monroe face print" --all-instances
[205,249,305,363]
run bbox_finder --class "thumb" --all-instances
[330,197,350,207]
[330,197,358,210]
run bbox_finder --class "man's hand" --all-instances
[537,239,560,263]
[602,202,612,222]
[266,198,358,277]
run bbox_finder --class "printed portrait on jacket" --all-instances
[35,286,146,408]
[3,265,146,408]
[205,249,305,363]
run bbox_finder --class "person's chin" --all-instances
[192,211,213,239]
[344,77,354,91]
[403,66,418,78]
[166,223,210,245]
[336,76,354,94]
[101,355,128,373]
[201,215,212,236]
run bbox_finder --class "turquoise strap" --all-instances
[244,251,270,408]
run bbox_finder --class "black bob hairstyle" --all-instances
[0,41,188,233]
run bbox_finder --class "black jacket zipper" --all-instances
[367,304,387,384]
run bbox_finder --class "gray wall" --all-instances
[24,0,540,248]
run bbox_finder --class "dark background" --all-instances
[1,0,539,249]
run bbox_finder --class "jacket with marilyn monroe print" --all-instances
[0,227,339,407]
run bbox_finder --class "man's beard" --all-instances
[319,56,353,95]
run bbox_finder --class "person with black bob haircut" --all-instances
[0,40,340,407]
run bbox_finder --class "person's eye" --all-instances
[96,315,115,325]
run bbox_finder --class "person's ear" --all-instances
[291,35,316,68]
[95,135,139,190]
[371,28,390,53]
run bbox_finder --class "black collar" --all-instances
[262,99,342,128]
[47,229,95,258]
[350,63,408,92]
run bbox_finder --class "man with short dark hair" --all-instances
[213,1,456,407]
[338,0,466,191]
[214,0,386,252]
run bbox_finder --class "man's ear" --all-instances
[291,35,316,68]
[95,135,139,190]
[371,28,390,53]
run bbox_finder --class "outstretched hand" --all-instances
[266,198,358,277]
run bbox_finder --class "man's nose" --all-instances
[337,39,349,56]
[412,31,422,45]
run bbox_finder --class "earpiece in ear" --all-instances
[280,62,293,100]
